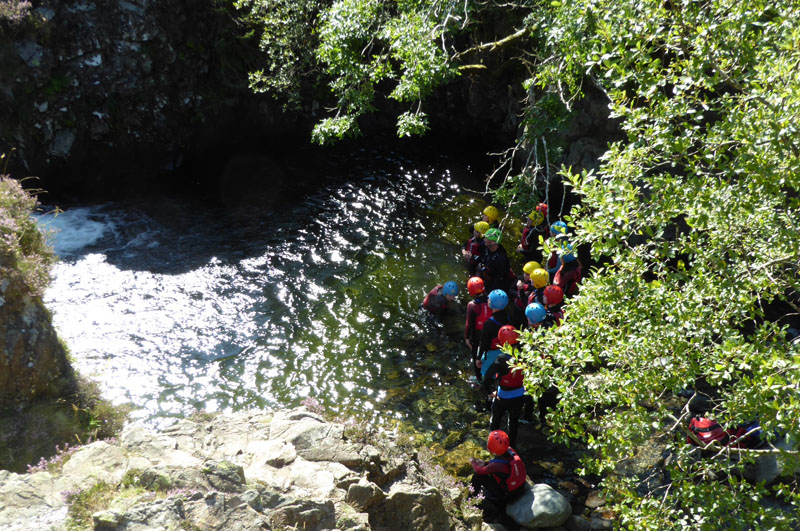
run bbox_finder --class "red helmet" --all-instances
[467,276,485,297]
[498,325,519,346]
[536,203,548,217]
[487,430,510,455]
[543,285,564,306]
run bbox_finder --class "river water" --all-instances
[37,148,511,453]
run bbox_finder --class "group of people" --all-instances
[422,202,584,520]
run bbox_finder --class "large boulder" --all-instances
[506,482,572,528]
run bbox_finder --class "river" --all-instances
[36,147,511,453]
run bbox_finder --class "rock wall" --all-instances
[0,0,287,195]
[0,242,74,406]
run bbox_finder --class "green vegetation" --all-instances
[0,167,55,296]
[240,0,800,527]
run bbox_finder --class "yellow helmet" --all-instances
[528,210,545,226]
[531,268,549,288]
[473,221,490,234]
[483,206,499,223]
[523,261,542,275]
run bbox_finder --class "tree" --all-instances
[238,0,800,526]
[521,0,800,528]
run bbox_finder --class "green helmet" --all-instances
[484,228,502,244]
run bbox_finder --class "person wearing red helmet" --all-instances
[483,326,526,448]
[542,284,565,327]
[465,277,492,379]
[469,430,527,521]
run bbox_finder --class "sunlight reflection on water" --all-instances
[40,158,482,431]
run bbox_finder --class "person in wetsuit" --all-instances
[478,228,512,295]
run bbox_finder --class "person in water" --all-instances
[483,325,526,448]
[476,289,510,382]
[422,280,459,321]
[524,302,559,424]
[515,261,542,309]
[462,221,490,275]
[469,430,527,522]
[542,285,565,327]
[527,267,549,305]
[465,276,492,379]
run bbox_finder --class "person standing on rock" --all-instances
[469,430,527,523]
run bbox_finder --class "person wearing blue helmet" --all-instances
[422,280,459,321]
[553,241,582,297]
[524,301,559,424]
[475,289,510,382]
[525,302,547,328]
[546,222,568,275]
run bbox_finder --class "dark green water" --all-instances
[39,150,526,463]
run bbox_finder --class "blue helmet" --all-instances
[443,281,459,297]
[488,289,509,310]
[550,221,568,236]
[560,241,577,263]
[525,302,547,324]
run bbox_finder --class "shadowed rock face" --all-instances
[0,250,75,405]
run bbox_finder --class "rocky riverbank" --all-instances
[0,407,599,530]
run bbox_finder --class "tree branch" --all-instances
[452,28,528,61]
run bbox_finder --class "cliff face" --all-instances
[0,0,284,194]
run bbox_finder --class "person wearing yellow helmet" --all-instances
[527,267,550,305]
[462,221,490,275]
[482,205,500,228]
[517,202,548,261]
[514,261,542,310]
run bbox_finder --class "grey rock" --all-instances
[346,478,385,511]
[92,509,122,529]
[16,42,44,67]
[48,130,75,158]
[369,485,452,531]
[564,514,592,531]
[202,460,245,493]
[506,482,571,528]
[268,498,336,531]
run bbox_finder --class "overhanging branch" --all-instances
[452,28,528,62]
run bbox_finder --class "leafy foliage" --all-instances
[239,0,800,525]
[519,0,800,527]
[311,0,460,143]
[232,0,326,108]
